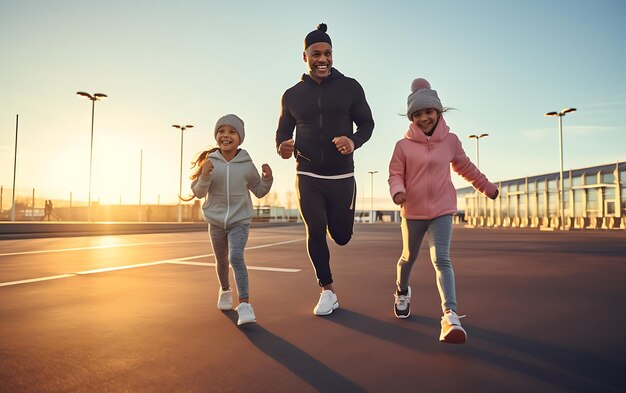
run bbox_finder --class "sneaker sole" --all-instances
[395,312,410,319]
[218,305,233,311]
[440,329,467,344]
[314,302,339,316]
[237,318,256,326]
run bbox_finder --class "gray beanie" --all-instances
[214,114,245,144]
[406,78,443,120]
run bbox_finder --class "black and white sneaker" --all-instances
[394,286,411,319]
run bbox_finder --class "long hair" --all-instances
[179,147,219,201]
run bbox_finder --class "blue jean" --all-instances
[397,214,457,313]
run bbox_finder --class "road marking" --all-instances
[0,274,76,287]
[167,261,301,273]
[0,235,295,257]
[0,238,304,287]
[77,261,170,275]
[0,241,206,257]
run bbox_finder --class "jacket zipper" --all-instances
[427,136,432,218]
[318,85,324,164]
[224,163,230,228]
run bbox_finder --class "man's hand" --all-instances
[278,139,295,159]
[332,136,354,155]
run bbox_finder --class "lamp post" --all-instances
[172,124,194,222]
[77,91,107,221]
[11,115,19,221]
[545,108,577,230]
[368,170,378,223]
[138,149,143,222]
[468,133,489,169]
[468,133,489,219]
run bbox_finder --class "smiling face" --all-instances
[215,125,241,153]
[411,108,440,135]
[303,42,332,83]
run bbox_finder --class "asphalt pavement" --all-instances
[1,223,625,392]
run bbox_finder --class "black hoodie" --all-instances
[275,68,375,176]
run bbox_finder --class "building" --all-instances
[456,161,626,230]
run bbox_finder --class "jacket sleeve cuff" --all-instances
[390,185,406,198]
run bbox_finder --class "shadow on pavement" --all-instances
[222,311,368,393]
[324,309,624,393]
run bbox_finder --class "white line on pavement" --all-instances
[0,238,304,287]
[0,235,295,258]
[167,261,301,273]
[0,240,206,257]
[76,261,171,275]
[0,274,76,287]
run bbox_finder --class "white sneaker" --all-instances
[313,290,339,316]
[439,310,467,344]
[217,288,233,310]
[236,302,256,325]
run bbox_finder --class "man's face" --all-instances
[303,42,332,83]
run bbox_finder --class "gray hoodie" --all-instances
[191,149,272,229]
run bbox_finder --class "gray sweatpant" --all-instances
[396,215,457,313]
[209,223,250,299]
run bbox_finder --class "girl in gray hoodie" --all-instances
[188,114,273,325]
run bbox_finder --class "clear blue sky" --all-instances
[1,0,625,210]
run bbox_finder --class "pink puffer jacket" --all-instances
[388,116,497,220]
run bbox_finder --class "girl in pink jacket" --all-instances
[388,78,498,344]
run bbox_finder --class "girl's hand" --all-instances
[201,159,214,177]
[261,163,272,180]
[393,192,406,205]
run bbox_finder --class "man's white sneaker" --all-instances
[439,309,467,344]
[217,288,233,310]
[313,290,339,316]
[236,302,256,326]
[394,286,411,319]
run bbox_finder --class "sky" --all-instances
[1,0,625,211]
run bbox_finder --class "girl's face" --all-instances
[216,125,241,152]
[411,108,439,135]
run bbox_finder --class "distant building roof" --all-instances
[456,161,625,194]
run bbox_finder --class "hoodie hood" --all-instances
[404,114,450,144]
[301,67,343,84]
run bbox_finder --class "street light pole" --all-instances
[138,149,143,222]
[468,133,489,219]
[368,170,378,223]
[172,124,194,222]
[77,91,107,222]
[468,133,489,169]
[545,108,577,230]
[11,114,19,221]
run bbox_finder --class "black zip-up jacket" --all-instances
[275,68,375,176]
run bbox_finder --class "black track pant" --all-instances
[296,174,356,286]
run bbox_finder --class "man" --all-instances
[276,23,375,316]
